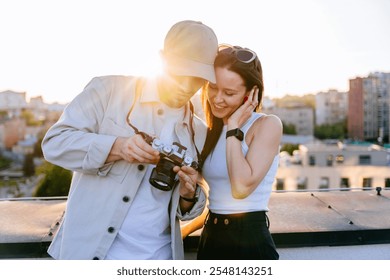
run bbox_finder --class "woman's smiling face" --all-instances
[207,67,247,124]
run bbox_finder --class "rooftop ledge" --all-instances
[1,189,390,260]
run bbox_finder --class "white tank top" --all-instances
[203,113,279,214]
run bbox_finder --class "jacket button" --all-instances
[122,196,130,202]
[107,227,115,233]
[93,257,99,260]
[137,165,145,171]
[157,108,164,115]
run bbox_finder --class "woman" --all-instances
[182,44,282,260]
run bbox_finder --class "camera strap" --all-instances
[126,77,201,167]
[188,101,201,166]
[126,77,144,133]
[126,78,154,144]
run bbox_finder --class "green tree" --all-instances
[314,120,347,140]
[0,155,12,170]
[282,122,297,135]
[0,110,8,121]
[21,109,43,126]
[33,129,47,158]
[23,153,35,177]
[33,161,72,197]
[280,143,299,155]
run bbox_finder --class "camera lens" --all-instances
[149,157,177,191]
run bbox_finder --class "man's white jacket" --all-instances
[42,75,207,260]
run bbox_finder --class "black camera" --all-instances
[140,132,198,191]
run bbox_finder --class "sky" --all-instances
[1,0,390,104]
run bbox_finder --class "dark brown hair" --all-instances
[199,46,264,170]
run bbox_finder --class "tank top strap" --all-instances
[240,113,264,153]
[241,112,264,134]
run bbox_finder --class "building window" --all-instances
[309,155,315,166]
[297,177,307,190]
[359,155,371,165]
[276,178,284,191]
[335,155,344,163]
[340,178,350,191]
[326,155,333,166]
[362,178,372,190]
[385,178,390,189]
[319,177,329,191]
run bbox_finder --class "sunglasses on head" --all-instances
[218,44,257,63]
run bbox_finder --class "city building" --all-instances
[348,72,390,143]
[315,89,348,126]
[0,90,28,117]
[264,105,314,136]
[28,96,47,122]
[0,118,26,149]
[276,141,390,191]
[0,90,65,151]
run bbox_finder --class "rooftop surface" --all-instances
[1,189,390,260]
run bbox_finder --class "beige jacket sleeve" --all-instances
[41,77,118,175]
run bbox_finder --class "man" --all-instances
[42,20,218,260]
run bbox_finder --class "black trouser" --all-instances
[197,211,279,260]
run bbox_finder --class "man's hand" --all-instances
[174,165,198,200]
[107,134,160,164]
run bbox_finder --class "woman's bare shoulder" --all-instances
[254,113,283,131]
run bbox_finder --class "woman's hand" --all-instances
[227,86,259,129]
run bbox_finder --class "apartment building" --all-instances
[0,90,65,153]
[264,105,314,136]
[316,89,348,125]
[0,90,28,117]
[348,72,390,143]
[275,141,390,191]
[0,118,26,149]
[28,96,47,121]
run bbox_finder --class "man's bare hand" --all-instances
[174,165,198,199]
[107,135,160,164]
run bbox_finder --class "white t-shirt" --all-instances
[105,103,184,260]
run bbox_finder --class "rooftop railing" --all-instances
[1,189,390,259]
